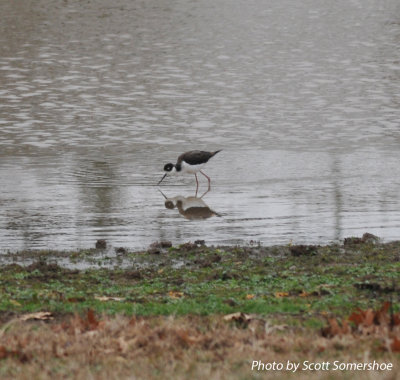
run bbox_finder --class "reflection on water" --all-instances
[160,190,221,220]
[0,0,400,251]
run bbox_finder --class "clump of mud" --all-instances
[25,260,78,278]
[95,239,107,249]
[27,261,62,273]
[115,247,127,255]
[147,241,173,254]
[289,245,318,257]
[344,232,379,246]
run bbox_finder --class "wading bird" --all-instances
[158,150,221,196]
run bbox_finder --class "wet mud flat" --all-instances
[0,235,399,379]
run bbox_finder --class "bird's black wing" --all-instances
[178,150,217,165]
[178,150,212,165]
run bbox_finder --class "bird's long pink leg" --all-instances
[195,173,199,197]
[200,170,211,191]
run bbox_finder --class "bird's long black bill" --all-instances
[158,189,168,199]
[158,173,167,185]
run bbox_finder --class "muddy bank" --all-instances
[0,234,399,379]
[0,233,398,320]
[1,233,399,270]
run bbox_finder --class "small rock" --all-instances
[149,240,172,249]
[148,247,161,255]
[194,240,205,246]
[289,265,297,271]
[362,233,379,244]
[343,237,362,246]
[160,240,172,248]
[115,247,127,254]
[149,241,159,249]
[344,233,379,246]
[180,242,197,251]
[95,239,107,249]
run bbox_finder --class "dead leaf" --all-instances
[117,337,129,354]
[87,309,99,329]
[94,296,125,302]
[264,320,288,334]
[223,312,252,325]
[275,292,289,298]
[67,297,85,303]
[325,302,398,342]
[348,309,364,326]
[393,313,400,326]
[326,318,340,337]
[0,346,7,359]
[168,291,184,299]
[19,312,53,321]
[364,309,375,327]
[0,346,29,363]
[375,301,390,325]
[321,318,350,338]
[348,304,389,328]
[391,337,400,352]
[341,320,351,334]
[175,329,198,347]
[9,300,21,307]
[245,294,255,300]
[299,291,311,297]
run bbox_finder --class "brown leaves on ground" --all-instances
[0,345,29,363]
[0,312,399,379]
[94,296,125,302]
[223,313,289,335]
[223,312,254,327]
[168,291,184,299]
[274,291,289,298]
[322,302,400,352]
[322,318,351,337]
[50,309,105,336]
[19,312,53,322]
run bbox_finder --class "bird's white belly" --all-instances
[181,161,205,174]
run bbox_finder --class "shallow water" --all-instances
[1,0,400,251]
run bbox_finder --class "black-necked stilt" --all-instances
[158,150,221,196]
[158,189,221,220]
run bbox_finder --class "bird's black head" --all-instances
[164,200,175,209]
[163,163,174,172]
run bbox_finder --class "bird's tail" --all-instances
[212,150,222,157]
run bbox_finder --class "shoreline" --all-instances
[0,232,397,269]
[0,233,398,318]
[0,233,399,379]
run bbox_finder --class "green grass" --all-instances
[0,240,399,325]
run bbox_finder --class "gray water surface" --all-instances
[1,0,400,251]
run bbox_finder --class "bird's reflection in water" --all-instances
[159,190,221,220]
